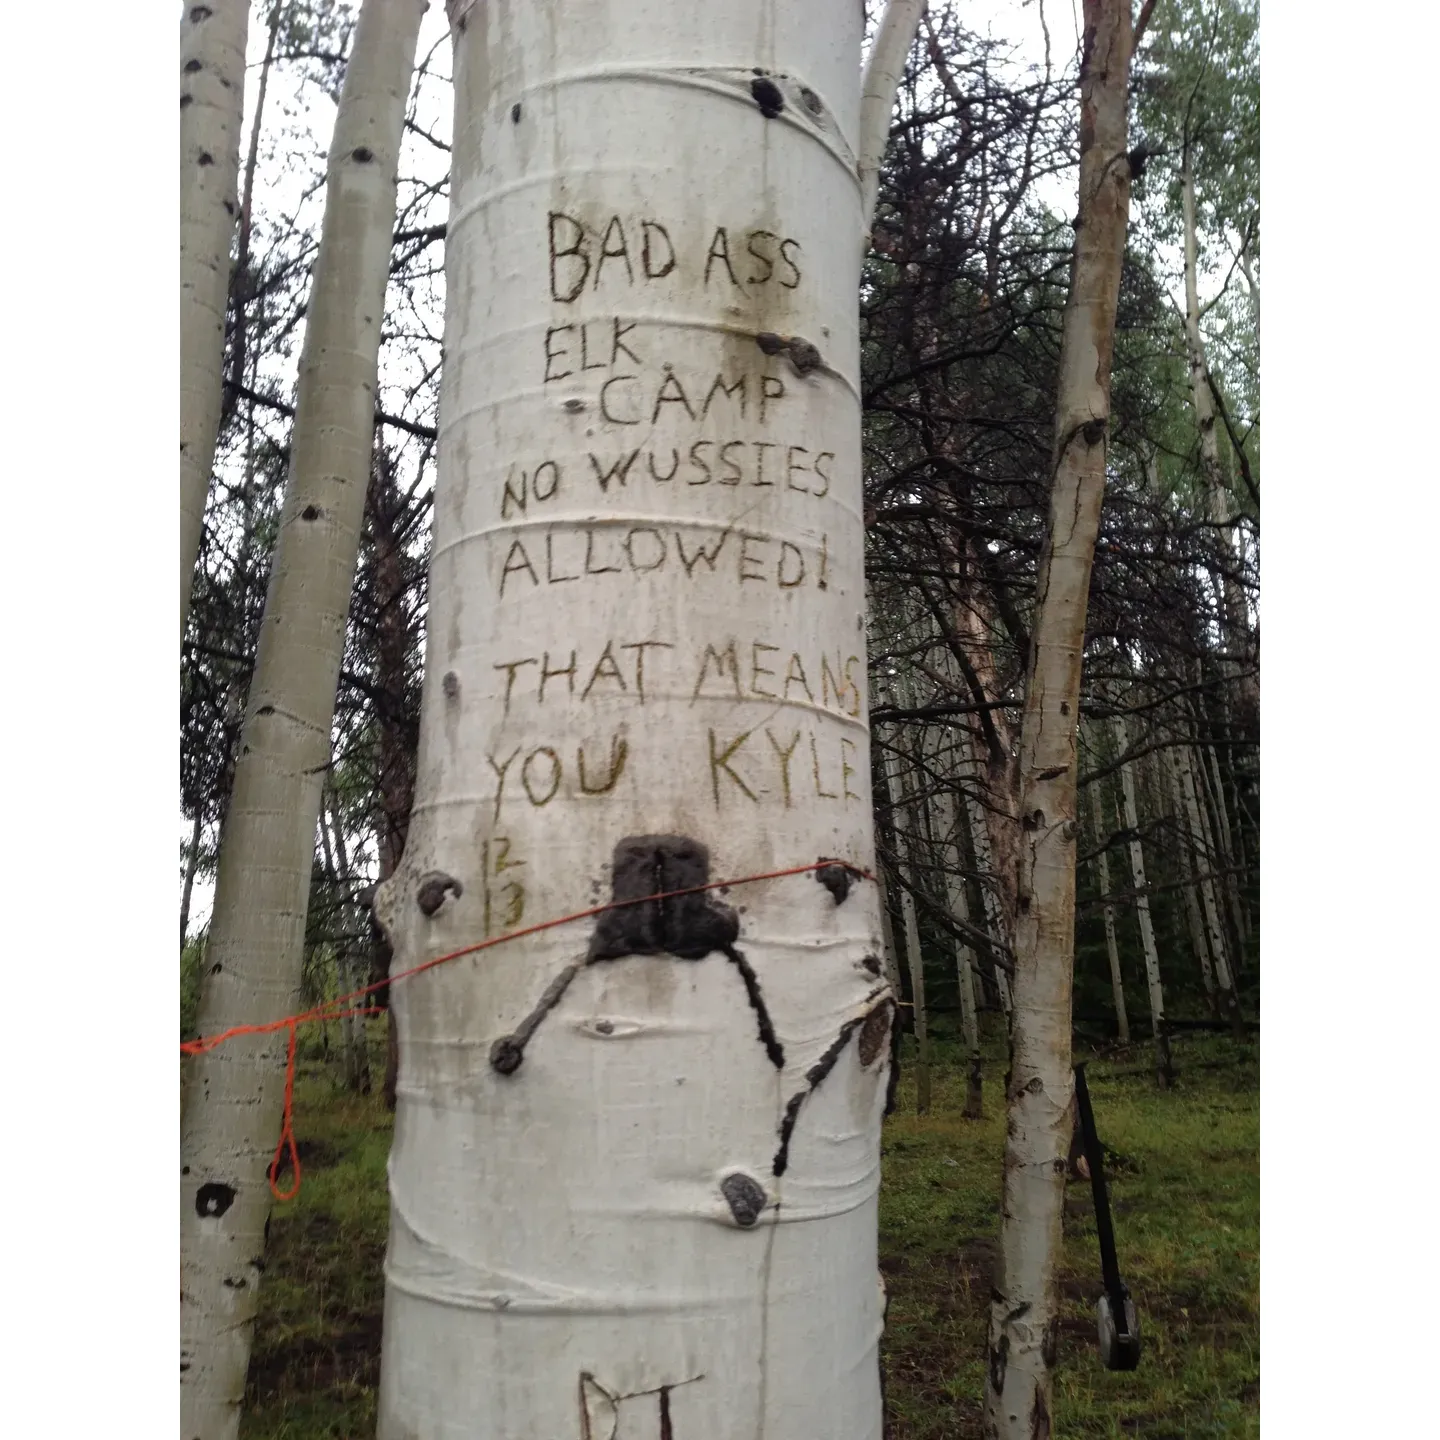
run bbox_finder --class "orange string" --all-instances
[182,859,874,1201]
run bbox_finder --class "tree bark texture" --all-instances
[884,739,932,1115]
[181,807,205,952]
[985,6,1135,1433]
[1163,744,1219,1013]
[1086,790,1129,1044]
[1181,154,1256,717]
[935,785,985,1115]
[374,3,892,1433]
[858,0,926,242]
[181,0,250,642]
[1114,716,1173,1086]
[180,6,427,1436]
[1174,738,1243,1031]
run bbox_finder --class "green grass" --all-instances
[239,1023,1258,1438]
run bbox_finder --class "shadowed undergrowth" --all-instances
[237,1023,1258,1439]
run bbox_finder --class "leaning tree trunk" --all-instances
[1181,150,1256,717]
[365,455,420,1111]
[1113,714,1174,1085]
[324,793,374,1094]
[1085,785,1129,1044]
[883,735,933,1115]
[936,782,985,1115]
[179,6,427,1436]
[372,3,913,1433]
[181,0,250,642]
[1163,742,1220,1014]
[985,6,1137,1433]
[1174,736,1244,1033]
[181,807,205,952]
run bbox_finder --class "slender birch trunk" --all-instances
[179,7,427,1435]
[1181,151,1256,715]
[965,785,1014,1014]
[325,794,374,1094]
[1086,788,1129,1044]
[374,4,908,1430]
[181,0,250,643]
[1198,720,1249,958]
[222,3,281,428]
[181,808,205,951]
[936,784,984,1115]
[1163,743,1219,1013]
[858,0,925,243]
[877,864,906,1001]
[986,7,1137,1430]
[365,457,418,1110]
[1175,739,1243,1032]
[1113,715,1173,1085]
[884,738,932,1114]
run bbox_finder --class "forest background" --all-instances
[0,1,1434,1434]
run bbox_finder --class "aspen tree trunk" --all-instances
[858,0,926,239]
[1163,744,1219,1013]
[1196,719,1249,958]
[223,2,281,428]
[374,4,902,1432]
[1113,715,1173,1086]
[181,808,205,952]
[181,0,250,643]
[965,784,1014,1014]
[1181,153,1256,715]
[877,864,906,1001]
[884,738,932,1115]
[325,795,374,1093]
[1175,739,1243,1032]
[179,7,427,1435]
[366,457,419,1111]
[986,8,1137,1430]
[1085,789,1129,1044]
[936,784,984,1115]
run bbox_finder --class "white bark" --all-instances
[858,0,926,243]
[1182,154,1255,712]
[180,6,427,1435]
[1086,788,1129,1044]
[374,4,892,1432]
[964,785,1014,1013]
[1163,743,1219,1010]
[935,783,983,1114]
[180,0,250,643]
[1174,738,1242,1026]
[1199,727,1250,951]
[181,808,205,951]
[324,794,374,1094]
[1112,715,1172,1084]
[985,5,1136,1427]
[884,738,931,1114]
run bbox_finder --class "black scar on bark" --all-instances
[814,858,855,904]
[750,76,784,117]
[772,992,890,1176]
[416,870,462,916]
[989,1332,1009,1395]
[491,835,784,1074]
[490,964,581,1074]
[588,835,738,960]
[884,999,902,1115]
[1031,1382,1052,1439]
[720,1171,767,1227]
[195,1181,236,1218]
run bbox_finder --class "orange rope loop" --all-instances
[182,859,875,1200]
